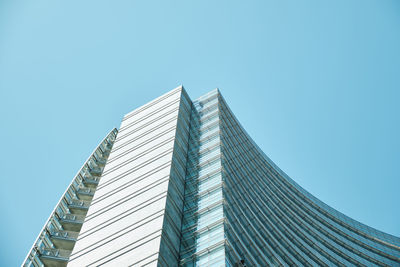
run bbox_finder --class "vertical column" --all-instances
[179,89,226,266]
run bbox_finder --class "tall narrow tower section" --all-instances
[69,87,191,266]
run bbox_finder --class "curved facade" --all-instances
[24,87,399,266]
[180,89,400,266]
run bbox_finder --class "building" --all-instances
[23,86,400,266]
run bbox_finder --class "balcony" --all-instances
[83,177,99,188]
[68,199,90,215]
[59,213,84,232]
[105,143,113,150]
[39,247,70,267]
[101,150,110,158]
[50,230,78,250]
[95,157,107,166]
[76,187,95,201]
[89,167,102,177]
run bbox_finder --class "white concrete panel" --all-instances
[74,208,164,255]
[89,173,170,214]
[121,86,182,123]
[128,252,159,267]
[85,178,169,219]
[108,120,178,163]
[103,130,176,172]
[91,164,171,206]
[105,237,161,266]
[119,93,181,134]
[117,105,179,141]
[77,194,167,240]
[71,228,163,267]
[96,153,173,191]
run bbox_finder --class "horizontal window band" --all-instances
[112,115,179,153]
[117,106,180,143]
[92,166,171,205]
[86,177,170,221]
[84,230,163,266]
[97,148,173,190]
[128,252,159,267]
[71,209,165,259]
[122,86,182,122]
[78,192,168,238]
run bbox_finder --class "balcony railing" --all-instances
[95,157,107,166]
[89,167,102,176]
[68,199,90,208]
[60,213,85,224]
[39,247,71,261]
[82,177,100,188]
[51,230,79,241]
[22,128,118,267]
[76,187,94,195]
[84,176,99,183]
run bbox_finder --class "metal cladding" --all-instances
[24,87,400,266]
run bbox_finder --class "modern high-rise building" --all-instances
[23,86,400,266]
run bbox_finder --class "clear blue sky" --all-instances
[1,1,399,265]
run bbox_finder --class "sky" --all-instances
[0,0,399,265]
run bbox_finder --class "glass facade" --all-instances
[24,87,400,266]
[180,89,226,266]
